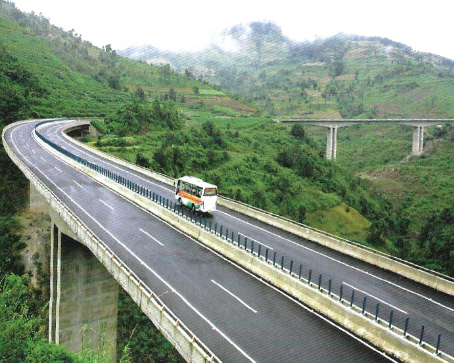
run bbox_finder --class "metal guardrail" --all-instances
[66,119,454,286]
[3,120,221,363]
[32,119,454,362]
[218,195,454,284]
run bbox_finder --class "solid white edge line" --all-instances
[50,123,170,192]
[21,122,436,362]
[219,209,454,313]
[237,232,274,251]
[342,282,407,314]
[11,124,257,363]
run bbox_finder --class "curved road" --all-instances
[3,119,452,361]
[48,119,454,356]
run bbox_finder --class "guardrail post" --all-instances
[375,303,380,322]
[265,248,269,262]
[214,223,217,235]
[225,228,228,240]
[231,231,234,243]
[251,240,254,254]
[350,290,355,307]
[328,279,332,296]
[404,317,409,336]
[388,310,394,328]
[435,334,441,355]
[244,238,247,251]
[308,269,312,285]
[280,256,284,270]
[273,252,276,266]
[219,225,223,237]
[289,260,293,275]
[339,284,343,301]
[318,274,322,290]
[237,234,241,246]
[419,325,425,346]
[258,244,261,258]
[362,296,367,314]
[299,264,302,280]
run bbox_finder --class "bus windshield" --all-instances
[204,187,217,196]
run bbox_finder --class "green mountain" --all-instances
[1,4,454,361]
[0,0,251,126]
[120,21,454,119]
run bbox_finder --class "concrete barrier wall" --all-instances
[38,123,454,363]
[2,121,220,363]
[219,197,454,296]
[64,122,454,297]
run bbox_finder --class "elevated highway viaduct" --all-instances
[281,119,454,159]
[3,119,454,362]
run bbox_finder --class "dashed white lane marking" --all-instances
[212,280,258,314]
[99,199,114,211]
[139,228,164,247]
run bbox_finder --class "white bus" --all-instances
[175,176,218,213]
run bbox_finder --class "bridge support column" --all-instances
[326,126,338,160]
[48,219,119,361]
[412,126,424,155]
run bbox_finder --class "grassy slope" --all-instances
[0,15,128,118]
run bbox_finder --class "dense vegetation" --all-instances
[1,2,454,362]
[120,21,454,275]
[121,22,454,120]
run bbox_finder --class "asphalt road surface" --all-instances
[6,118,454,362]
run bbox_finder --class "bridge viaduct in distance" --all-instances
[282,119,454,159]
[6,120,454,363]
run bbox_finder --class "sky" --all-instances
[10,0,454,60]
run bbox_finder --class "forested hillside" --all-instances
[119,21,454,276]
[120,21,454,119]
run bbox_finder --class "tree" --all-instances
[167,87,176,102]
[135,153,150,168]
[290,124,306,140]
[418,208,454,274]
[0,274,79,362]
[135,87,146,102]
[297,205,306,223]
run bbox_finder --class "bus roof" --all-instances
[177,176,217,189]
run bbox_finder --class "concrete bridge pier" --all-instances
[48,216,119,361]
[326,126,338,160]
[412,125,424,155]
[30,183,118,360]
